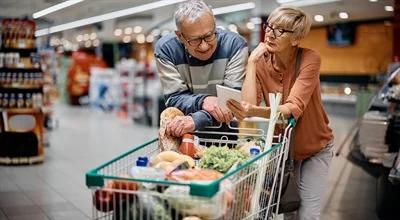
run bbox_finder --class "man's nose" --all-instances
[198,39,210,50]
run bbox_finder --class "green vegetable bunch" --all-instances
[200,146,249,173]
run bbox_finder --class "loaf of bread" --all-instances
[159,107,184,151]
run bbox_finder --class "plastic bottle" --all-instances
[250,148,261,158]
[130,157,164,189]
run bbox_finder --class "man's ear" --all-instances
[175,30,183,42]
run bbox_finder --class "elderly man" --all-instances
[155,0,248,137]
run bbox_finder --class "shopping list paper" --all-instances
[216,84,241,110]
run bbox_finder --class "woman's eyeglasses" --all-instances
[263,23,294,38]
[181,31,217,47]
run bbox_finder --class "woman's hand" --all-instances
[226,99,256,121]
[248,42,268,64]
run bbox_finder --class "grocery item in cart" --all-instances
[199,145,249,173]
[166,169,223,182]
[93,175,138,212]
[150,150,195,169]
[159,107,184,151]
[163,179,232,219]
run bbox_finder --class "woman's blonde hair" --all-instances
[267,6,311,40]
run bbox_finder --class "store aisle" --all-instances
[321,104,379,220]
[0,103,379,220]
[0,103,158,220]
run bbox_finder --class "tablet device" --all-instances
[216,84,241,110]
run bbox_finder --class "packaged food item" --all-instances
[166,169,223,182]
[130,157,165,189]
[179,134,196,158]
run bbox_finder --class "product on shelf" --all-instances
[0,18,45,165]
[1,19,35,49]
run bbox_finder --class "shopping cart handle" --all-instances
[242,117,269,122]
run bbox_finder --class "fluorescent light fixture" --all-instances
[212,2,256,15]
[35,0,186,37]
[133,26,143,34]
[339,12,349,19]
[114,29,122,36]
[385,6,394,12]
[314,14,324,22]
[246,22,255,30]
[33,0,85,19]
[369,0,378,2]
[276,0,340,7]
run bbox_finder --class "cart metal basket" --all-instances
[86,118,295,220]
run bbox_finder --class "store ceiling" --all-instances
[0,0,394,31]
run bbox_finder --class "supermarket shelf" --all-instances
[0,107,42,113]
[0,47,37,56]
[0,84,42,89]
[0,67,42,72]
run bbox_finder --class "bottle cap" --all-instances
[250,148,260,156]
[136,157,148,167]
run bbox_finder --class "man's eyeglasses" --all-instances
[263,23,294,38]
[181,31,217,47]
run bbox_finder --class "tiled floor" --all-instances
[0,103,380,220]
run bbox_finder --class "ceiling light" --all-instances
[84,41,91,48]
[133,26,143,34]
[93,39,100,47]
[146,35,154,43]
[314,15,324,22]
[344,87,351,95]
[33,0,85,19]
[76,35,83,42]
[151,29,161,36]
[228,24,238,33]
[250,17,262,25]
[83,34,90,41]
[276,0,340,7]
[385,6,394,12]
[123,36,131,43]
[136,34,146,44]
[369,0,378,2]
[114,29,122,36]
[212,2,256,15]
[90,32,97,40]
[124,27,133,35]
[246,22,255,30]
[35,0,186,36]
[339,12,349,19]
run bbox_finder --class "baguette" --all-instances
[159,107,184,151]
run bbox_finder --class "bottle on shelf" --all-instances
[17,93,24,108]
[8,93,16,108]
[2,93,8,108]
[25,93,32,108]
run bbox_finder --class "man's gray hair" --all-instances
[174,0,214,29]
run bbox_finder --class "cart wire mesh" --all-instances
[86,120,294,220]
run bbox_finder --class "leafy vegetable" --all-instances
[200,146,249,173]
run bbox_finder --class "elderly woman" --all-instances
[227,6,334,220]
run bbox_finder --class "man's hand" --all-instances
[202,96,234,123]
[226,99,256,121]
[165,116,195,137]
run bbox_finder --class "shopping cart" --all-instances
[86,118,295,220]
